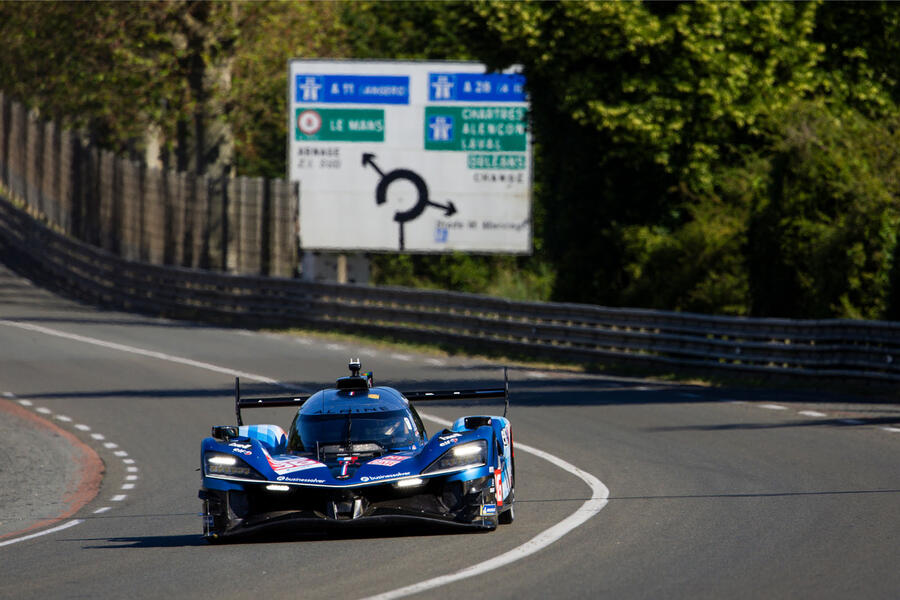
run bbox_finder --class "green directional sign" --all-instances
[424,106,527,152]
[295,108,385,142]
[467,153,527,170]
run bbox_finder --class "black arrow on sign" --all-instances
[362,153,384,177]
[362,153,459,249]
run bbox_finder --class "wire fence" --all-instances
[0,91,297,278]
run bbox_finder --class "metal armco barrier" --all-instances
[1,195,899,385]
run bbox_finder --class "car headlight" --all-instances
[424,440,487,474]
[204,452,265,480]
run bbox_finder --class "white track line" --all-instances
[799,410,827,418]
[359,413,609,600]
[0,318,610,593]
[0,320,282,386]
[759,403,788,410]
[1,377,139,546]
[0,520,83,548]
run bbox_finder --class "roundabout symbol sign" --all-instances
[363,153,457,250]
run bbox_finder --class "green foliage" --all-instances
[747,102,900,319]
[371,254,553,302]
[230,1,348,178]
[0,1,239,161]
[814,1,900,112]
[2,0,900,317]
[340,1,473,61]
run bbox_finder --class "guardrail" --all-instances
[2,195,899,385]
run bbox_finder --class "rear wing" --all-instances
[233,367,511,426]
[403,367,510,417]
[234,377,309,426]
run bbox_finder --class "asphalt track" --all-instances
[0,262,898,599]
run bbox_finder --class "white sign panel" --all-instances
[288,60,532,253]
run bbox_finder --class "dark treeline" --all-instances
[1,1,898,319]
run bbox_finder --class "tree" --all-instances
[0,1,239,174]
[229,1,348,178]
[747,102,900,319]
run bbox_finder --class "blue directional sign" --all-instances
[295,75,410,104]
[426,115,454,143]
[428,73,526,102]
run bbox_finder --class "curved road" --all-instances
[0,263,897,599]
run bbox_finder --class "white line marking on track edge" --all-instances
[0,520,83,548]
[0,319,284,386]
[357,413,610,600]
[799,410,827,418]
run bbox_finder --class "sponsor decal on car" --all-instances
[367,455,411,467]
[231,448,253,456]
[439,432,462,447]
[277,476,326,484]
[229,442,252,450]
[359,471,411,483]
[480,504,497,516]
[494,467,504,507]
[265,453,324,475]
[337,455,359,479]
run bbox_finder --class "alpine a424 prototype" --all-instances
[199,360,515,540]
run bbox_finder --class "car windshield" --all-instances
[292,409,419,452]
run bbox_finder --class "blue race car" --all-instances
[199,360,515,541]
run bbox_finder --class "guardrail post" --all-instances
[41,119,59,227]
[206,175,226,271]
[8,99,25,201]
[226,177,240,273]
[0,91,8,188]
[25,107,41,212]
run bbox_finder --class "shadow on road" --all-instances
[77,521,475,549]
[648,415,900,432]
